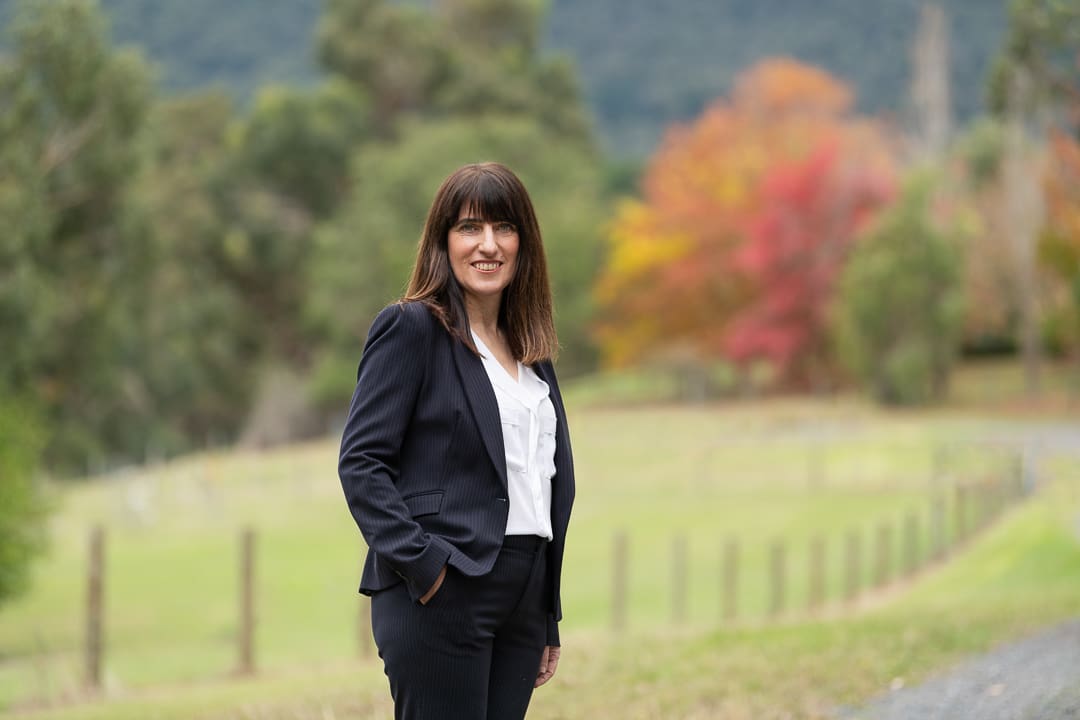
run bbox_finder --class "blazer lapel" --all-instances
[451,337,508,490]
[534,361,572,484]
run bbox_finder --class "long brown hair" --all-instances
[403,162,558,364]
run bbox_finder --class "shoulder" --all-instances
[370,301,438,336]
[364,301,443,353]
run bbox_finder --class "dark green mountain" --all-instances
[545,0,1008,156]
[0,0,1008,158]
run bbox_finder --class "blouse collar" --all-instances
[471,331,550,407]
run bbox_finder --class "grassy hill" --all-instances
[0,0,1007,157]
[1,386,1077,718]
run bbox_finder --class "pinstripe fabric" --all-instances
[372,536,549,720]
[338,301,575,646]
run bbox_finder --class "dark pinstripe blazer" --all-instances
[338,301,575,645]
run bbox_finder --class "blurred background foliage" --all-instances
[0,0,1079,609]
[0,0,1014,158]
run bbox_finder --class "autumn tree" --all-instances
[724,136,894,389]
[595,59,897,390]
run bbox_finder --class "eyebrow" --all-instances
[454,217,516,227]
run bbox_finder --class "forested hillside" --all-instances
[0,0,1007,157]
[546,0,1007,155]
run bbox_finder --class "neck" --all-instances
[465,294,501,338]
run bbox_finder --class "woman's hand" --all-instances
[534,645,560,687]
[419,565,447,605]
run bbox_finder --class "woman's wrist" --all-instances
[419,564,447,605]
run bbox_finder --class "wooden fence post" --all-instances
[807,447,824,491]
[721,538,739,624]
[930,495,946,561]
[612,531,628,633]
[955,483,968,544]
[844,529,861,604]
[769,540,786,618]
[932,445,947,483]
[874,522,893,588]
[903,513,920,577]
[979,481,992,529]
[1008,452,1023,500]
[995,473,1009,518]
[85,526,105,691]
[807,535,826,613]
[672,535,688,624]
[238,527,256,675]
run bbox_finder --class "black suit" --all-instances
[338,301,575,718]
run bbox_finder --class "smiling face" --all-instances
[447,206,519,309]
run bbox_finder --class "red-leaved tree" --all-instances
[595,58,898,389]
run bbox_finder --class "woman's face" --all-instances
[447,206,519,306]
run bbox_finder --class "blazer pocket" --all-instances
[403,490,444,518]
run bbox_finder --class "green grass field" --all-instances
[1,366,1078,718]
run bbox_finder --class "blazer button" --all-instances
[497,498,508,503]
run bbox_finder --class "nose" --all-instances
[479,224,497,252]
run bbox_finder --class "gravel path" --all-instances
[840,618,1080,719]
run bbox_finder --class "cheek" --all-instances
[447,235,473,276]
[506,238,521,270]
[447,234,466,263]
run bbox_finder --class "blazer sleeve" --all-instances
[338,303,451,601]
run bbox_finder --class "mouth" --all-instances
[471,261,502,273]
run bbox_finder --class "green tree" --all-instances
[433,0,592,144]
[316,0,451,133]
[307,115,607,407]
[123,91,261,453]
[988,0,1080,124]
[0,0,153,471]
[0,397,48,605]
[238,80,370,221]
[837,171,966,405]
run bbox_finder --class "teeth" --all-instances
[473,262,499,271]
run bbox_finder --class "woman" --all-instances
[338,162,575,719]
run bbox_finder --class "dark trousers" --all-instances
[371,535,550,720]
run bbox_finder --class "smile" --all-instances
[471,262,502,272]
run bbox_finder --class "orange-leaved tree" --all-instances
[594,58,897,388]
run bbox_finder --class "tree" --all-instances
[837,171,966,405]
[308,0,605,411]
[595,59,897,389]
[0,397,48,605]
[0,0,153,471]
[316,0,451,133]
[724,136,895,389]
[988,0,1080,396]
[908,3,952,161]
[307,116,607,407]
[237,80,369,222]
[433,0,592,145]
[1039,130,1080,387]
[123,91,262,454]
[950,119,1019,353]
[989,0,1080,125]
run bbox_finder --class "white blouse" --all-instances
[472,332,557,540]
